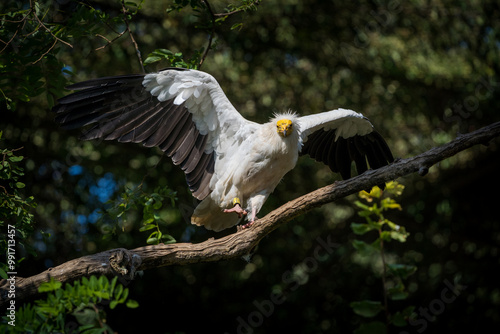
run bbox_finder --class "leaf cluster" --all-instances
[99,185,177,245]
[349,181,417,333]
[0,0,144,111]
[144,48,203,69]
[1,276,138,333]
[351,181,408,247]
[0,132,37,278]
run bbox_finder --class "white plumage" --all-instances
[53,68,393,231]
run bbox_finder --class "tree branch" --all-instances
[213,0,262,18]
[2,121,499,307]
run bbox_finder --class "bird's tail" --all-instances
[191,196,240,232]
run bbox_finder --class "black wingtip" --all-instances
[301,128,393,181]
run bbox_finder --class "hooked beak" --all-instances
[277,120,293,137]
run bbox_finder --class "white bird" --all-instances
[53,68,393,231]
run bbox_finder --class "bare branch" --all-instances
[199,0,262,68]
[121,0,144,73]
[95,32,126,51]
[199,0,217,69]
[213,0,261,18]
[1,1,73,57]
[1,121,499,307]
[28,0,72,65]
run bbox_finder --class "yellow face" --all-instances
[276,119,293,137]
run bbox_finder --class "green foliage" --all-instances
[1,276,138,333]
[0,0,148,111]
[0,132,37,279]
[1,0,498,332]
[167,0,205,13]
[99,185,177,245]
[350,181,416,332]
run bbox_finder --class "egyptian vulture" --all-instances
[53,68,393,231]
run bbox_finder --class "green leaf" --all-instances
[144,55,161,65]
[9,156,23,162]
[231,22,243,30]
[161,234,176,244]
[390,230,409,242]
[352,239,378,256]
[110,276,118,295]
[72,304,98,325]
[381,198,402,210]
[147,236,159,244]
[110,300,118,310]
[350,300,384,318]
[354,200,372,211]
[153,200,162,210]
[126,299,139,308]
[15,182,25,188]
[391,311,408,327]
[359,186,383,200]
[353,321,387,334]
[38,278,62,292]
[139,224,157,232]
[0,267,7,279]
[391,306,415,327]
[380,231,392,242]
[387,264,417,279]
[351,223,376,235]
[385,181,405,196]
[388,289,409,301]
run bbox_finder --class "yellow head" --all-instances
[276,119,293,137]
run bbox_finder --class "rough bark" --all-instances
[1,121,499,306]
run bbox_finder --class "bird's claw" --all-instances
[237,220,255,232]
[241,221,254,229]
[224,204,247,218]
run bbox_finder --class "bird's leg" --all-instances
[224,197,247,218]
[240,206,257,229]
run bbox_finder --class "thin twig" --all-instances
[200,0,217,69]
[30,0,72,49]
[121,0,144,73]
[95,30,127,51]
[213,0,261,18]
[32,38,58,64]
[199,0,261,68]
[378,228,390,329]
[0,6,33,53]
[25,0,72,64]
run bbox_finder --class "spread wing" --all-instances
[297,108,393,179]
[53,68,257,200]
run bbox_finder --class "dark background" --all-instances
[1,0,499,333]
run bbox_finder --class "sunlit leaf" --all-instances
[351,223,376,235]
[139,223,157,232]
[126,299,139,308]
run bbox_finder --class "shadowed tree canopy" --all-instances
[1,0,499,333]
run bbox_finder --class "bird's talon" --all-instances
[241,221,255,229]
[224,199,248,218]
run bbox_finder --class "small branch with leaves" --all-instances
[0,0,73,61]
[199,0,261,67]
[149,0,262,69]
[94,0,145,72]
